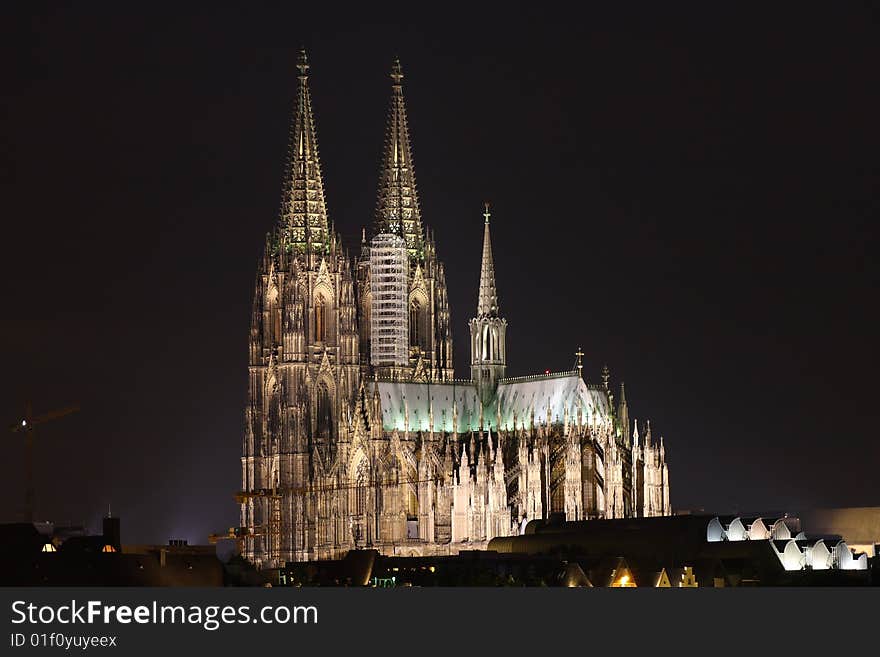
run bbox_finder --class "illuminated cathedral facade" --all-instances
[240,51,671,567]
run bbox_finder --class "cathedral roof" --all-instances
[373,58,424,260]
[374,372,611,433]
[375,380,482,433]
[496,372,611,428]
[278,48,331,253]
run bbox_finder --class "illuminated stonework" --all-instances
[240,51,672,567]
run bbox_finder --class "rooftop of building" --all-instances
[373,370,612,433]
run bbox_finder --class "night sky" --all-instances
[2,5,878,545]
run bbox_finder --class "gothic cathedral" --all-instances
[240,51,671,567]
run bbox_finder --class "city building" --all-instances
[240,51,671,567]
[0,517,228,586]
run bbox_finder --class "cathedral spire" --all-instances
[279,48,330,253]
[470,203,507,405]
[374,58,423,258]
[477,203,500,318]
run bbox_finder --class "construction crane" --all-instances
[8,401,80,522]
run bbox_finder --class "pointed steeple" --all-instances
[617,381,630,444]
[279,48,330,253]
[374,58,423,258]
[470,203,507,405]
[477,203,500,317]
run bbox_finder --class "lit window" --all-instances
[41,543,56,553]
[102,544,116,553]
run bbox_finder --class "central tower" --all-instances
[469,204,507,404]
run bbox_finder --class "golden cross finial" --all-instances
[483,202,491,224]
[575,347,584,377]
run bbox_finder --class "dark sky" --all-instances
[2,4,878,544]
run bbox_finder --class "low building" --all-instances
[488,513,871,585]
[0,517,226,586]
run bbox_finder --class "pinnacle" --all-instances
[297,48,309,77]
[279,49,329,252]
[374,57,423,255]
[391,57,403,85]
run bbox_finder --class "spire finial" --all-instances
[483,202,491,225]
[280,45,329,251]
[575,347,584,378]
[601,364,610,390]
[475,204,500,317]
[297,48,309,79]
[375,55,422,251]
[391,57,403,85]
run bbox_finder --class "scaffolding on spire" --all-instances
[370,233,409,367]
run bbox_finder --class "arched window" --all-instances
[272,309,281,344]
[362,295,371,336]
[314,297,326,342]
[481,324,493,361]
[355,459,369,515]
[316,382,333,442]
[410,299,421,347]
[410,296,430,352]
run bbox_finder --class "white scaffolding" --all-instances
[369,233,409,367]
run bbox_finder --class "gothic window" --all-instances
[355,459,369,515]
[481,324,493,361]
[316,382,334,443]
[410,299,421,347]
[273,309,282,344]
[410,296,429,352]
[314,297,326,342]
[362,294,371,337]
[407,490,418,519]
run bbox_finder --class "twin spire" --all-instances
[279,48,330,252]
[282,51,496,287]
[374,58,424,258]
[281,52,426,259]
